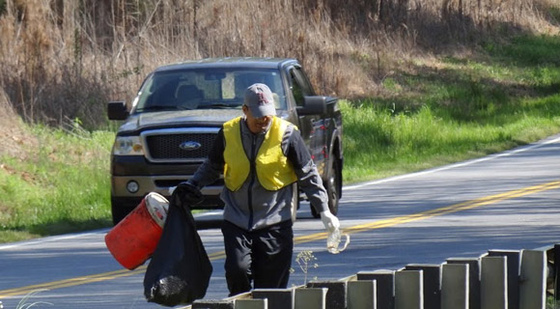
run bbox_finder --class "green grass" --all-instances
[0,126,114,242]
[343,34,560,182]
[1,33,560,243]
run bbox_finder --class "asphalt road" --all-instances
[2,134,560,308]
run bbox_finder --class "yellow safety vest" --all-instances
[223,116,298,191]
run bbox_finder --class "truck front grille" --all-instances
[143,129,219,163]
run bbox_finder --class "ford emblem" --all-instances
[179,141,201,151]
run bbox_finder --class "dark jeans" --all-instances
[221,220,294,296]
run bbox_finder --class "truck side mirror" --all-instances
[108,101,129,120]
[298,96,327,115]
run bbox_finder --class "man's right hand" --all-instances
[172,181,203,206]
[320,210,340,232]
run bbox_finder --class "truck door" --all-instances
[287,66,327,174]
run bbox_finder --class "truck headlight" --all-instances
[113,136,144,155]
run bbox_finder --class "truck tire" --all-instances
[111,198,136,226]
[312,157,341,218]
[326,157,341,216]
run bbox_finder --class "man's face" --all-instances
[243,105,273,134]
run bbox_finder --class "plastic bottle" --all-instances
[326,228,350,254]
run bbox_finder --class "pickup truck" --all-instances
[107,57,343,225]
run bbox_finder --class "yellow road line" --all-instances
[0,268,145,297]
[2,180,560,298]
[296,180,560,242]
[1,252,227,297]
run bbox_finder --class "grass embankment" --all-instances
[0,126,114,242]
[1,34,560,244]
[344,35,560,182]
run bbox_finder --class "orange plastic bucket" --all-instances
[105,192,169,270]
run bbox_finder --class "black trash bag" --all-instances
[143,192,213,307]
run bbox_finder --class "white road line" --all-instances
[344,135,560,190]
[0,229,109,250]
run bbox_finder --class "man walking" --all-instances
[175,83,340,296]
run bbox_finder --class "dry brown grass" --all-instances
[0,0,558,132]
[0,88,36,159]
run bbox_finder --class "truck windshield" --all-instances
[132,68,286,113]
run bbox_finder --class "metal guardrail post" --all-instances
[480,255,507,309]
[488,249,521,309]
[252,289,294,309]
[294,288,328,309]
[405,264,441,309]
[347,280,377,309]
[395,269,423,309]
[235,298,268,309]
[441,263,469,309]
[307,281,347,309]
[357,270,395,309]
[554,244,560,304]
[519,249,547,309]
[447,258,481,309]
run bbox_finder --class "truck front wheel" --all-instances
[312,157,341,218]
[111,197,137,225]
